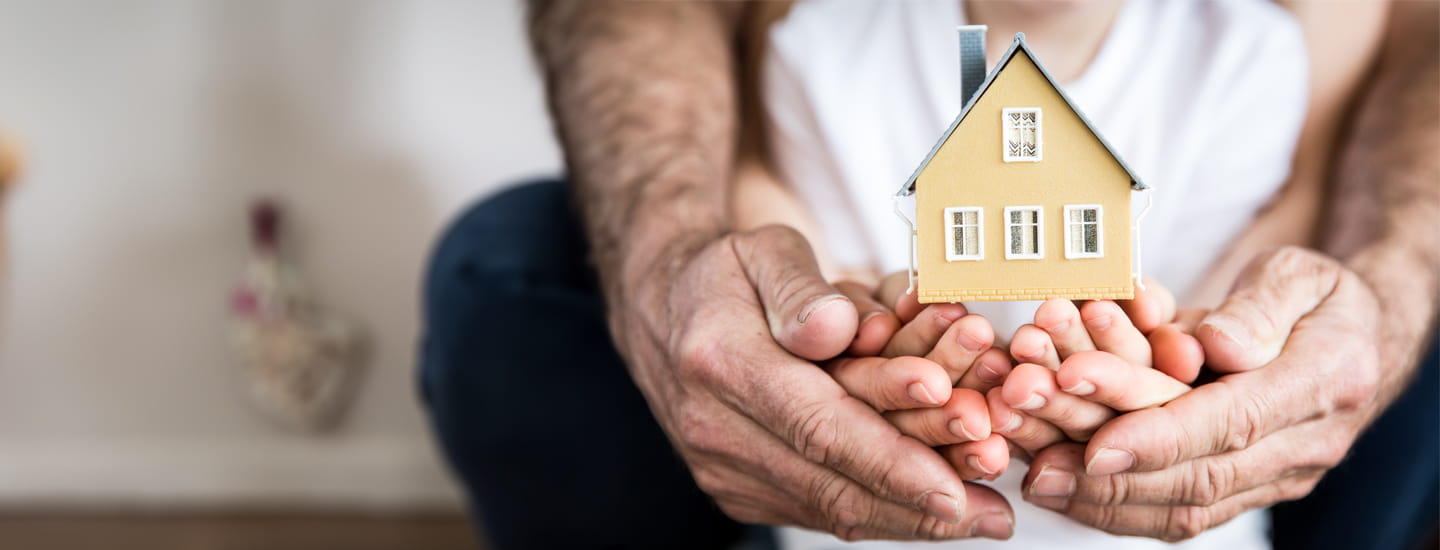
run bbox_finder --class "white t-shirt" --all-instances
[762,0,1307,548]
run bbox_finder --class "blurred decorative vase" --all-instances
[229,200,365,432]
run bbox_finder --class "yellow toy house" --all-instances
[896,27,1150,303]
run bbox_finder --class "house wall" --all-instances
[916,50,1133,303]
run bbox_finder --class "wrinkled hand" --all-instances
[614,225,1014,541]
[1022,247,1382,541]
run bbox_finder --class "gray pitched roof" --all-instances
[897,33,1148,196]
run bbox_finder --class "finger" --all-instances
[836,281,900,356]
[1079,301,1152,366]
[926,314,996,383]
[1083,291,1377,476]
[1034,299,1097,360]
[1173,308,1209,334]
[885,388,990,446]
[1148,324,1204,384]
[711,405,1016,541]
[1001,363,1116,441]
[822,481,1016,541]
[733,225,857,361]
[1028,468,1322,542]
[940,434,1012,481]
[1195,247,1347,373]
[988,386,1067,458]
[1009,324,1061,370]
[1117,276,1177,335]
[882,303,969,358]
[955,347,1014,394]
[1026,418,1346,507]
[1055,350,1191,411]
[877,271,925,323]
[828,356,953,412]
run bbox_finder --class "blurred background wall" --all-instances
[0,0,558,511]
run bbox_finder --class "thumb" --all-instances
[1197,247,1342,373]
[732,225,857,361]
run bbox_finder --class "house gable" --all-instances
[897,34,1147,197]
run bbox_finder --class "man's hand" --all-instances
[1021,247,1383,540]
[616,225,1014,541]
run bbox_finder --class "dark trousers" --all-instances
[419,180,1437,550]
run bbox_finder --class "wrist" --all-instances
[1343,241,1439,410]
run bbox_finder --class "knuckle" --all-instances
[1162,506,1210,542]
[811,475,864,533]
[716,501,768,525]
[792,401,842,465]
[1314,430,1352,469]
[675,332,728,389]
[675,404,728,455]
[1096,472,1129,506]
[912,515,951,541]
[1280,473,1324,502]
[1334,345,1381,412]
[1221,385,1267,453]
[690,466,721,494]
[1185,460,1236,507]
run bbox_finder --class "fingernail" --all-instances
[977,362,1006,383]
[1027,494,1069,511]
[934,312,959,331]
[861,311,884,326]
[1016,345,1043,359]
[965,454,995,475]
[1084,315,1113,331]
[1015,393,1046,410]
[1087,448,1135,476]
[1043,321,1070,334]
[908,382,941,405]
[797,294,848,324]
[949,418,978,441]
[995,412,1022,434]
[1029,466,1075,497]
[1201,314,1254,350]
[1061,379,1096,396]
[971,513,1013,540]
[956,330,986,352]
[922,491,962,525]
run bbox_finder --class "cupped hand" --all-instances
[615,225,1015,541]
[1022,247,1381,541]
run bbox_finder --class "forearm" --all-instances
[528,1,743,336]
[1322,0,1440,403]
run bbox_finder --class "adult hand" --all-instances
[1021,247,1382,541]
[614,225,1014,541]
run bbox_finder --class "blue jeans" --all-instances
[419,180,1436,549]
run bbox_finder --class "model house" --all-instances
[895,27,1150,303]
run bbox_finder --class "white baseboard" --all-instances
[0,436,466,513]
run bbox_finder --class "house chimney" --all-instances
[958,25,987,110]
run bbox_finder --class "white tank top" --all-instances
[762,0,1307,548]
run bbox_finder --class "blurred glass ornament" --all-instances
[229,200,365,432]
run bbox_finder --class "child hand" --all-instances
[823,275,1015,480]
[990,279,1204,460]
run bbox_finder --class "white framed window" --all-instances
[1002,107,1042,162]
[944,207,983,261]
[1004,206,1044,260]
[1064,205,1104,259]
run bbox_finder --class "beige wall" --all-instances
[916,51,1133,303]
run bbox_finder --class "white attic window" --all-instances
[1003,107,1042,162]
